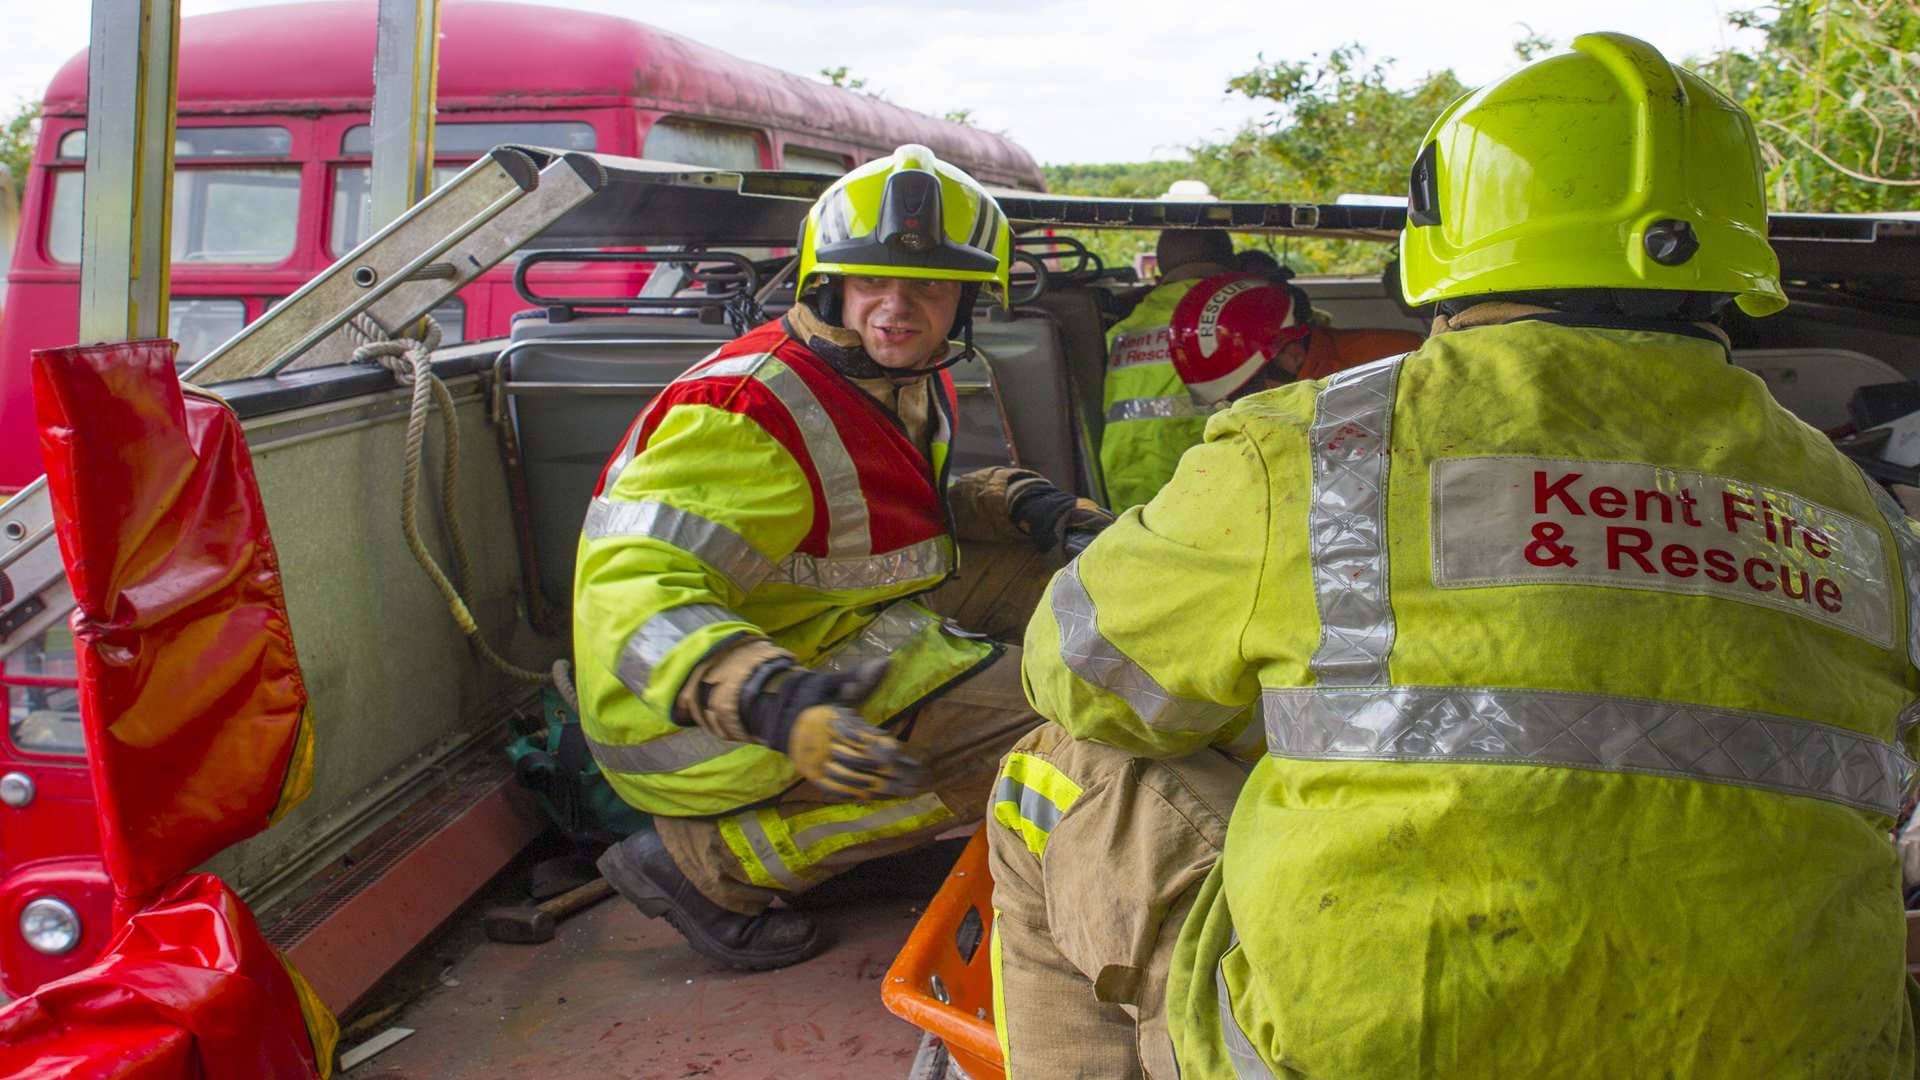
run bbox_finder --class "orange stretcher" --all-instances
[882,827,1005,1080]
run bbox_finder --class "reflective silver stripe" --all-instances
[1220,716,1267,758]
[754,359,872,557]
[818,602,938,673]
[1867,480,1920,670]
[614,604,742,695]
[770,536,952,592]
[585,726,746,775]
[1216,932,1278,1080]
[582,497,773,593]
[1105,395,1203,423]
[991,774,1068,835]
[1305,355,1406,687]
[1052,560,1243,732]
[788,793,950,853]
[1263,685,1916,815]
[735,812,806,891]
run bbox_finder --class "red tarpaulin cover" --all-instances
[0,340,334,1077]
[28,339,316,910]
[0,874,335,1079]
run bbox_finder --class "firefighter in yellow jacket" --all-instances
[575,146,1107,970]
[990,33,1920,1078]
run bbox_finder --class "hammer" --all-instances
[484,877,615,944]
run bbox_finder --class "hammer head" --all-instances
[483,905,557,944]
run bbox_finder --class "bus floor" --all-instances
[341,858,937,1079]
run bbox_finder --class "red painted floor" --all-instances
[344,892,927,1080]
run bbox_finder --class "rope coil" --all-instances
[354,317,551,686]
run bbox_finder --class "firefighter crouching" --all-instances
[574,146,1108,970]
[990,33,1920,1078]
[1101,237,1421,511]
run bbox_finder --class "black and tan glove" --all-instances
[738,658,924,801]
[1006,469,1115,555]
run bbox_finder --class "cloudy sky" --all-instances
[0,0,1759,164]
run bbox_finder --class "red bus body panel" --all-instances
[0,0,1040,998]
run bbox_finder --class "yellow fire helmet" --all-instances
[797,144,1012,308]
[1399,32,1786,317]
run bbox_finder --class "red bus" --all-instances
[0,0,1042,494]
[0,0,1040,996]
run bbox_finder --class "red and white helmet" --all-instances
[1169,273,1309,405]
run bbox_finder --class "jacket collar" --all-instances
[1431,301,1732,355]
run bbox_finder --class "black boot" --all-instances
[597,827,822,971]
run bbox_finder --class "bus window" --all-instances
[783,147,849,175]
[329,164,463,256]
[428,297,466,345]
[642,117,760,170]
[58,125,294,160]
[52,171,301,264]
[339,120,595,156]
[5,625,82,758]
[49,125,301,265]
[331,120,597,255]
[168,298,247,369]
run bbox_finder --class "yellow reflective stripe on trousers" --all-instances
[991,753,1083,858]
[718,793,953,892]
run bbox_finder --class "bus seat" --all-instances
[1731,347,1903,432]
[961,312,1082,492]
[500,312,736,609]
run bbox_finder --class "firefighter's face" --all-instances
[841,275,963,369]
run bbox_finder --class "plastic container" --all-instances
[881,826,1005,1080]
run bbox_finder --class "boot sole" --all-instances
[596,844,822,972]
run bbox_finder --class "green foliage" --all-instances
[1,101,40,206]
[818,66,885,100]
[1705,0,1920,212]
[1035,46,1468,276]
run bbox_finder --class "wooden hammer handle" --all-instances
[539,876,614,920]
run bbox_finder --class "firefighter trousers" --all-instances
[986,722,1252,1080]
[655,542,1054,915]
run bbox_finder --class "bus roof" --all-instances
[42,0,1044,188]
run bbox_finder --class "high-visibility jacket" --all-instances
[573,320,997,817]
[1024,319,1920,1078]
[1100,281,1421,510]
[1099,278,1210,512]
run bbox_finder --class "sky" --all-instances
[0,0,1761,165]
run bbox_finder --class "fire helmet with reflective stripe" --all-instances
[1398,32,1785,317]
[797,144,1011,307]
[1170,273,1309,405]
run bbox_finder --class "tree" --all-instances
[1706,0,1920,212]
[1,102,40,207]
[819,66,885,100]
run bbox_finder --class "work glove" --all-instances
[739,658,925,801]
[1006,469,1115,555]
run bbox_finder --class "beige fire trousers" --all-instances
[987,722,1252,1079]
[656,541,1054,915]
